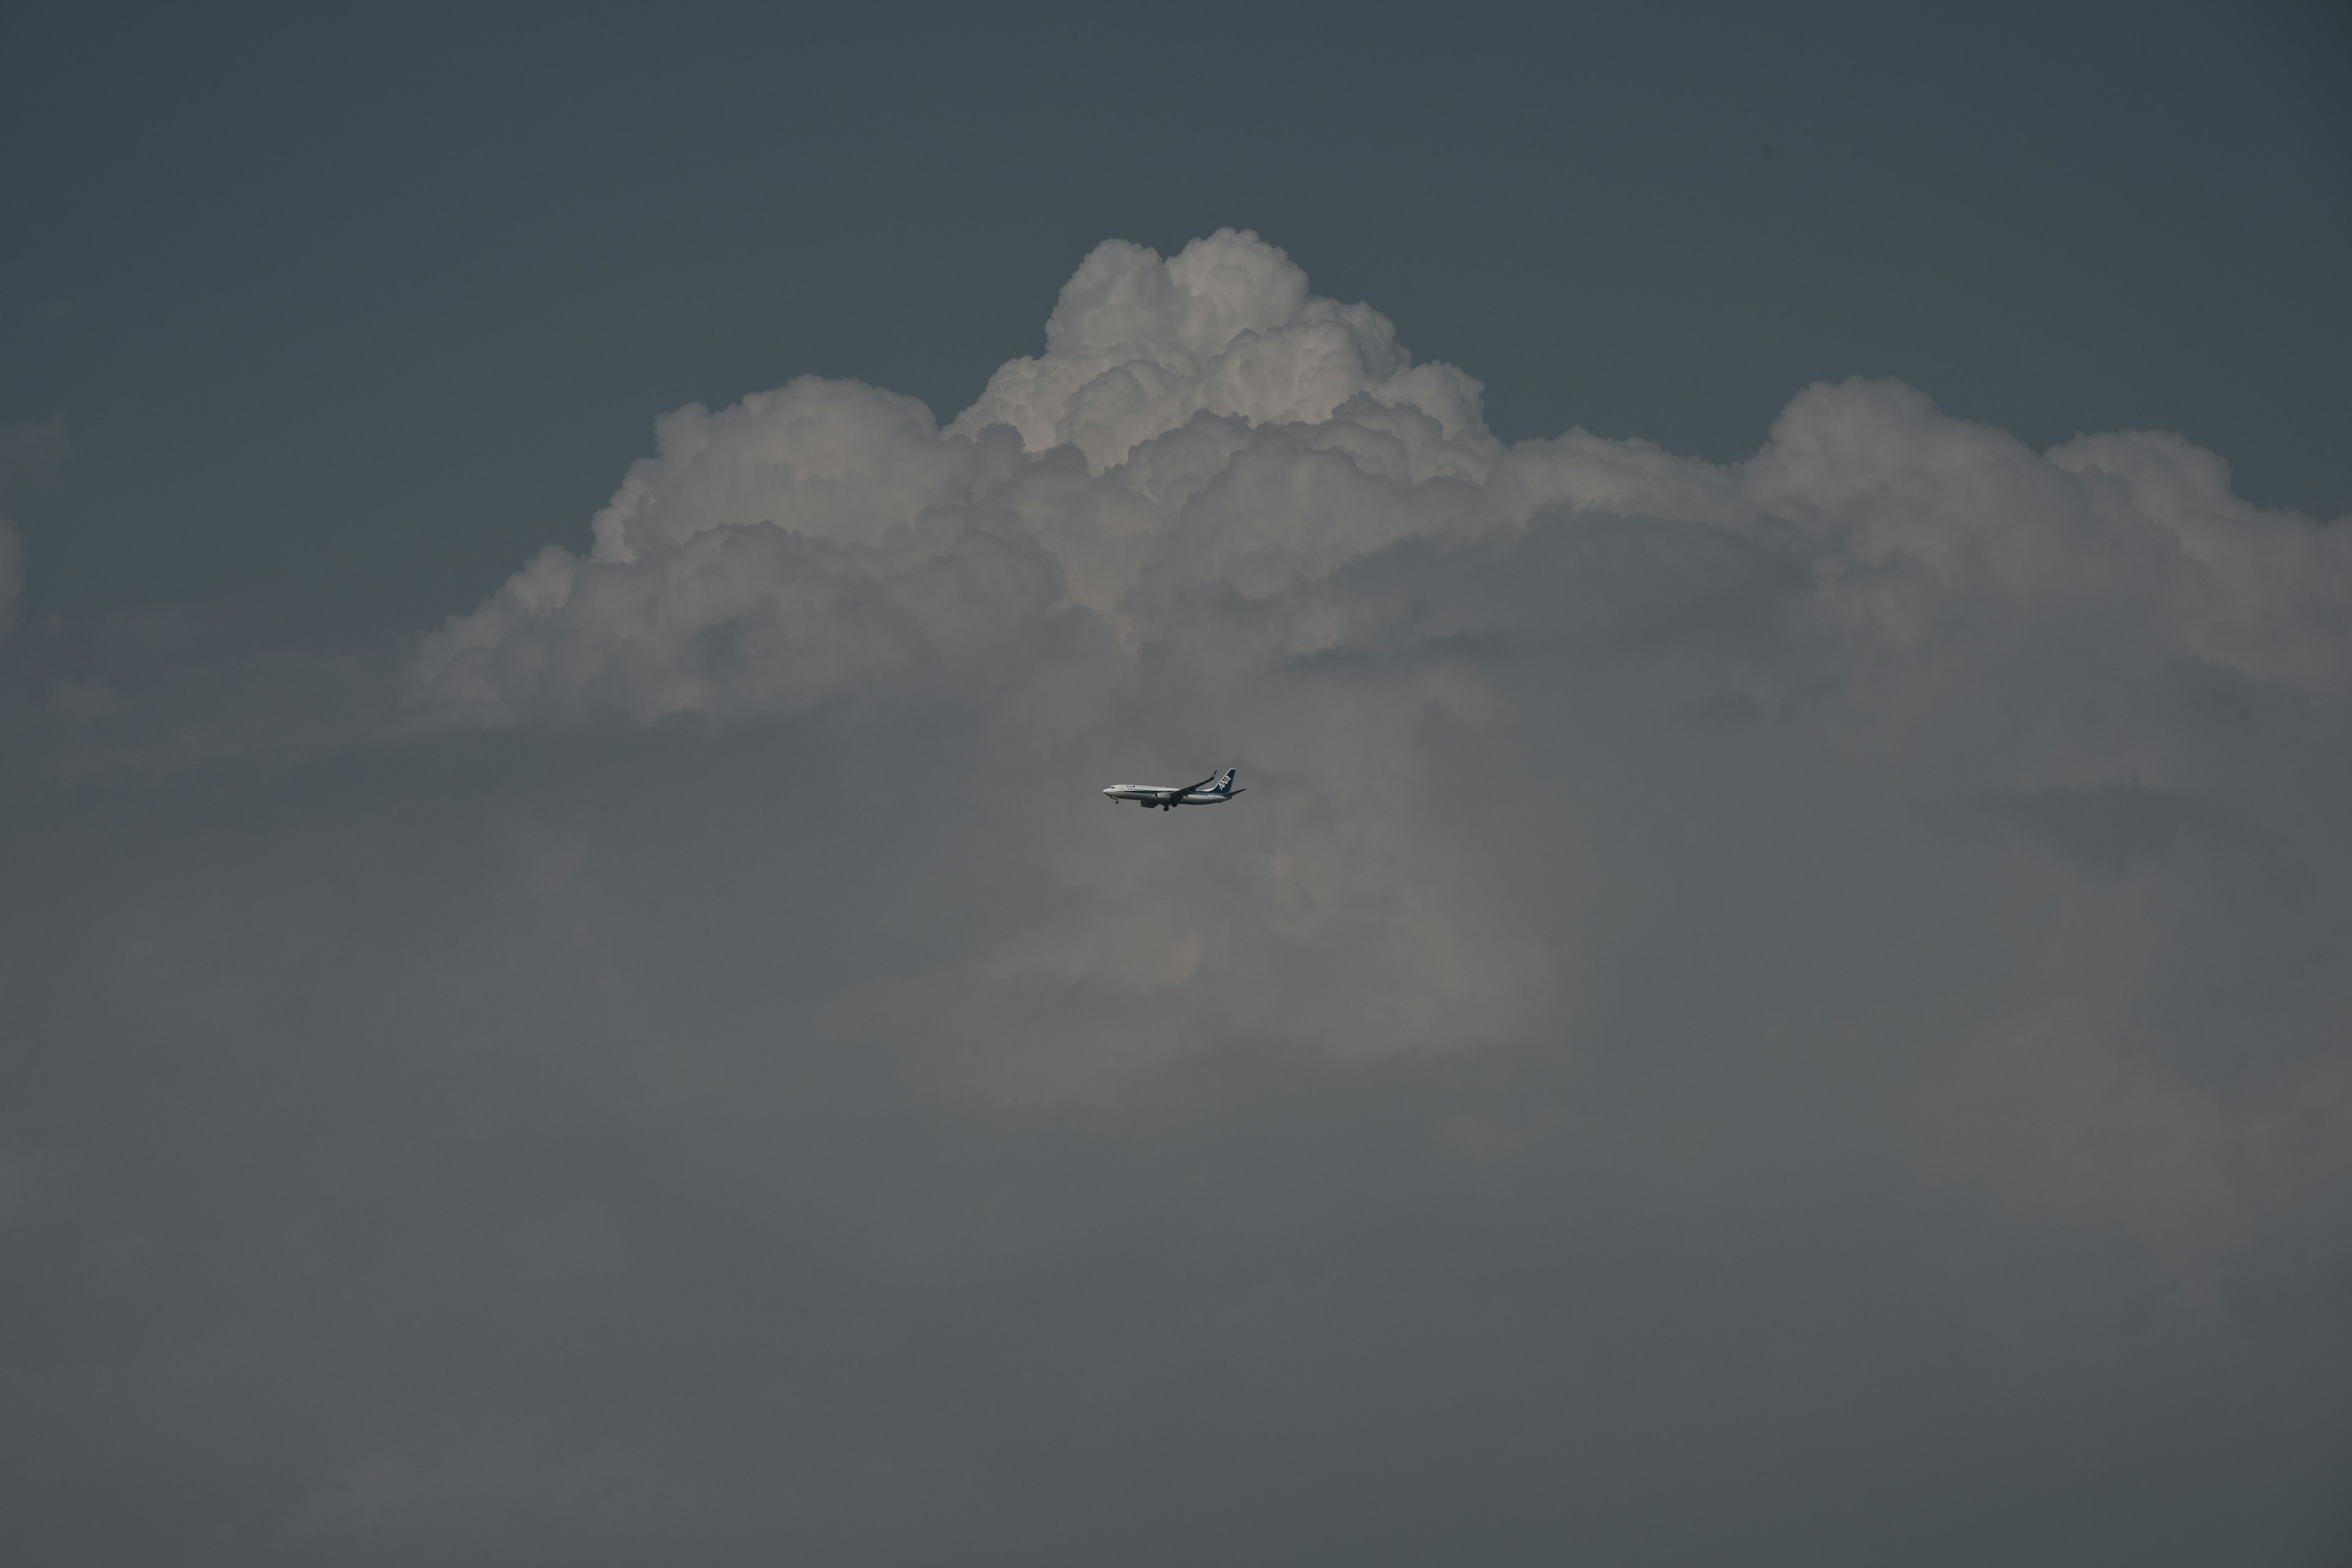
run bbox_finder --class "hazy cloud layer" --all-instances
[4,232,2348,1564]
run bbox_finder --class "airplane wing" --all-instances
[1166,772,1219,801]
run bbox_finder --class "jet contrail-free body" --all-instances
[1102,769,1245,811]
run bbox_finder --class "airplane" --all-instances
[1102,769,1245,810]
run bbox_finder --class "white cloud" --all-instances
[418,230,2350,737]
[413,232,2352,1090]
[948,229,1488,467]
[400,230,2352,1270]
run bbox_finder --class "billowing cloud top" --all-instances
[417,227,2346,731]
[950,228,1487,464]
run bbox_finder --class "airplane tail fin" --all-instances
[1214,769,1237,795]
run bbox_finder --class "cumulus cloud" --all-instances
[422,232,2348,723]
[6,232,2348,1563]
[413,228,2352,1088]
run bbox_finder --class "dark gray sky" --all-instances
[2,4,2350,1565]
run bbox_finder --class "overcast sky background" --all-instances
[2,2,2350,1564]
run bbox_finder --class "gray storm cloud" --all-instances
[7,232,2349,1564]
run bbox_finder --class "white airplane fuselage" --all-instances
[1102,769,1245,810]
